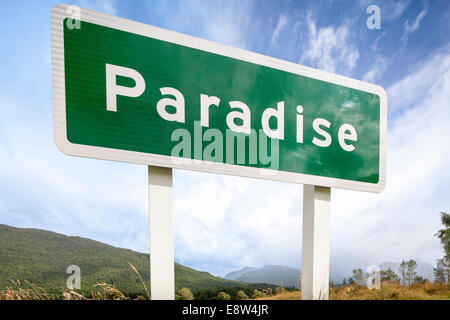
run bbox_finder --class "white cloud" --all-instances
[0,92,149,253]
[174,49,450,276]
[402,7,428,42]
[363,56,387,83]
[271,14,288,47]
[331,50,450,272]
[152,0,256,49]
[300,15,359,75]
[387,50,450,116]
[173,171,301,275]
[386,0,411,20]
[0,0,448,281]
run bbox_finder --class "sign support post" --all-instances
[148,165,174,300]
[301,185,331,300]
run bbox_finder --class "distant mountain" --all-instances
[0,224,272,297]
[226,265,301,288]
[378,260,435,281]
[225,267,258,280]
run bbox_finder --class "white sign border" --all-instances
[51,3,387,193]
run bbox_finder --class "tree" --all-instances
[399,260,407,286]
[406,259,418,286]
[380,268,400,282]
[436,212,450,258]
[435,212,450,282]
[236,290,248,300]
[178,287,194,300]
[434,258,449,283]
[349,268,365,285]
[252,289,265,299]
[217,291,231,300]
[342,278,347,286]
[414,276,426,284]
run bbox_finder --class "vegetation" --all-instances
[0,224,274,299]
[176,287,194,300]
[236,290,248,300]
[274,286,287,295]
[396,259,419,285]
[381,268,400,282]
[347,261,423,287]
[434,259,449,283]
[3,280,449,300]
[216,291,231,300]
[348,268,365,284]
[253,282,450,300]
[251,289,266,298]
[434,212,450,282]
[405,260,418,285]
[331,281,450,299]
[2,211,450,300]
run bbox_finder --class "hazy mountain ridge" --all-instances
[226,265,347,287]
[224,266,258,280]
[226,265,301,288]
[225,259,435,288]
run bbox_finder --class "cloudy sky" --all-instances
[0,0,449,278]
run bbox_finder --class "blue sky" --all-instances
[0,0,449,278]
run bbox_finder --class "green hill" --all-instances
[0,224,271,298]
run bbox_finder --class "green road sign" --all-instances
[52,5,387,192]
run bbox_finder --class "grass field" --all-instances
[2,281,450,300]
[255,282,450,300]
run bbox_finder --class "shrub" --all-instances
[236,290,248,300]
[252,289,265,299]
[217,291,231,300]
[274,287,287,295]
[178,287,194,300]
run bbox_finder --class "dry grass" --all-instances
[127,262,150,299]
[0,263,149,300]
[0,280,146,300]
[330,282,450,300]
[255,290,301,300]
[2,278,450,300]
[255,282,450,300]
[0,280,60,300]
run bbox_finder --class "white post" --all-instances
[301,185,331,300]
[148,165,174,300]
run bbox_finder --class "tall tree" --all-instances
[414,276,426,284]
[434,259,447,283]
[349,268,365,284]
[406,259,418,286]
[380,268,400,282]
[435,212,450,282]
[342,278,347,286]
